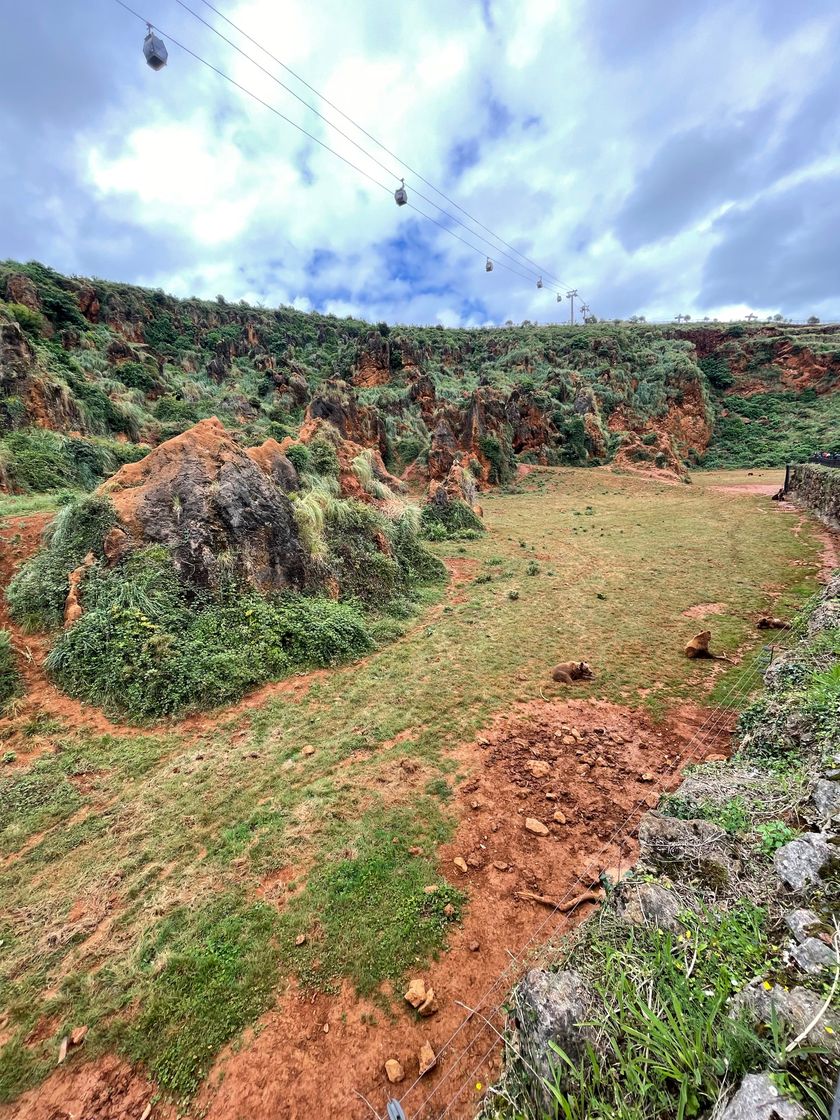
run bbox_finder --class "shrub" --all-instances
[6,495,117,631]
[308,437,340,477]
[45,551,375,719]
[0,631,22,712]
[116,361,159,392]
[3,302,46,338]
[37,543,382,719]
[285,443,310,474]
[421,497,484,539]
[478,433,515,484]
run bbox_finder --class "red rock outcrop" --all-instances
[100,418,311,592]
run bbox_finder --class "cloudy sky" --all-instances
[3,0,840,326]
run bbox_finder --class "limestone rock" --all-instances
[791,937,836,974]
[784,908,823,944]
[811,778,840,822]
[404,978,427,1009]
[774,832,832,891]
[638,812,733,887]
[418,1040,436,1075]
[733,979,840,1055]
[525,817,550,836]
[453,857,468,873]
[719,1073,805,1120]
[527,760,551,779]
[384,1059,405,1084]
[616,880,687,932]
[512,970,600,1112]
[100,418,311,593]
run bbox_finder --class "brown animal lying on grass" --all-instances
[684,631,733,661]
[551,660,595,684]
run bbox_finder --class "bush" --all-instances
[6,495,117,630]
[421,497,484,540]
[42,545,375,718]
[116,361,159,392]
[308,437,340,477]
[3,302,46,338]
[0,631,22,712]
[285,443,310,474]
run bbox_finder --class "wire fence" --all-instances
[363,633,795,1120]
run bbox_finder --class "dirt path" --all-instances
[187,698,732,1120]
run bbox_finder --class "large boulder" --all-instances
[100,417,311,592]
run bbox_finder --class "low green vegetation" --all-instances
[0,428,147,495]
[8,482,445,718]
[702,390,840,468]
[0,630,22,713]
[421,496,485,540]
[6,494,117,631]
[521,907,829,1120]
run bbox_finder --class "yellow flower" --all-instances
[475,1083,483,1092]
[762,981,772,991]
[826,1027,835,1036]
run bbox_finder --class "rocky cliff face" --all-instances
[1,261,837,494]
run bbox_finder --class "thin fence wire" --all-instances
[386,640,789,1119]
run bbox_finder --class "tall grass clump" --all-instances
[0,631,22,712]
[6,494,117,631]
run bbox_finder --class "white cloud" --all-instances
[6,0,840,323]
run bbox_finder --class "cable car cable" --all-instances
[169,0,571,289]
[186,0,576,291]
[111,0,553,292]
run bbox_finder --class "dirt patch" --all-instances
[681,602,727,619]
[709,482,782,496]
[185,698,732,1120]
[0,1053,170,1120]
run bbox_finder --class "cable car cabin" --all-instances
[144,29,168,71]
[556,293,561,302]
[394,179,408,206]
[536,277,543,289]
[486,258,494,272]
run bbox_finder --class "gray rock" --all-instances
[638,813,733,887]
[807,574,840,636]
[774,832,832,892]
[791,937,836,975]
[616,880,687,932]
[733,979,840,1055]
[784,908,823,944]
[812,778,840,822]
[512,969,599,1110]
[719,1072,805,1120]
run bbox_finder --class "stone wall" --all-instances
[786,463,840,531]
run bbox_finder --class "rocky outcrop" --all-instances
[100,417,311,592]
[719,1073,806,1120]
[352,331,391,388]
[307,380,387,459]
[512,970,601,1113]
[4,273,41,312]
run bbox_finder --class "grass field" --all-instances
[0,466,825,1107]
